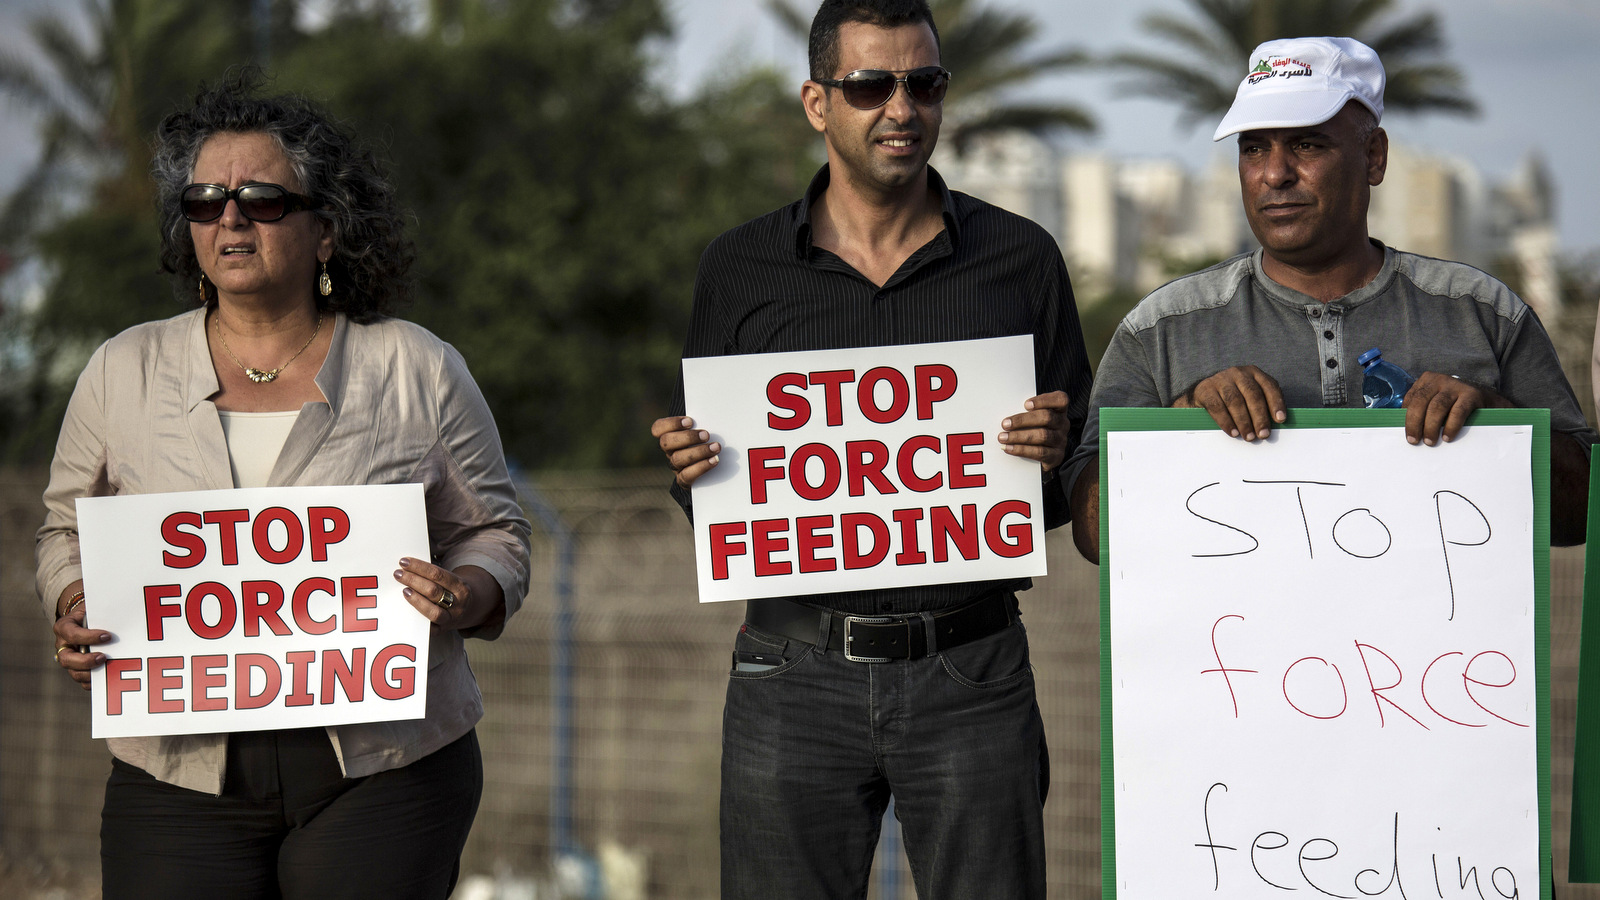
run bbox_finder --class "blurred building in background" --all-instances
[934,133,1562,317]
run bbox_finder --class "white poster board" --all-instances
[78,484,433,738]
[682,336,1046,602]
[1103,410,1546,899]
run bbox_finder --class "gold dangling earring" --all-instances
[198,273,208,303]
[318,260,333,297]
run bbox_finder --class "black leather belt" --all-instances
[743,591,1016,662]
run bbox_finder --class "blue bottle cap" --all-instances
[1357,348,1382,366]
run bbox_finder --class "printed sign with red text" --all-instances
[79,484,432,738]
[1104,415,1542,899]
[683,336,1045,602]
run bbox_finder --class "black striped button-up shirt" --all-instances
[671,165,1094,615]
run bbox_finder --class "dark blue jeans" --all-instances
[721,619,1048,899]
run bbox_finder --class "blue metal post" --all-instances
[878,798,902,899]
[513,475,576,860]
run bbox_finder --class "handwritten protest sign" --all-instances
[1100,408,1549,900]
[78,484,432,739]
[682,336,1045,602]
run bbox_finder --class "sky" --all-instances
[3,0,1598,254]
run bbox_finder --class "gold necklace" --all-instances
[214,311,324,384]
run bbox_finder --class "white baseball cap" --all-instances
[1212,36,1385,141]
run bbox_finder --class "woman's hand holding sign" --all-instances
[998,391,1072,471]
[53,580,112,691]
[394,559,505,634]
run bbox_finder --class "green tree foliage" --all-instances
[0,0,301,253]
[0,0,820,467]
[765,0,1094,153]
[1110,0,1478,131]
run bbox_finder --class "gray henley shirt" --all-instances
[1064,244,1596,499]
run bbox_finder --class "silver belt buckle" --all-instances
[843,615,894,663]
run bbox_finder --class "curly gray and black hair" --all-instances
[153,71,413,321]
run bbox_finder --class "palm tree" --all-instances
[765,0,1094,154]
[0,0,289,459]
[0,2,126,248]
[1110,0,1477,131]
[0,0,286,253]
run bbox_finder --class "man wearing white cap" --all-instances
[1063,35,1595,561]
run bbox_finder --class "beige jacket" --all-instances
[36,308,531,794]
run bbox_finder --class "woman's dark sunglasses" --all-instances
[815,66,952,110]
[180,183,319,223]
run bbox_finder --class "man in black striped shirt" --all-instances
[652,1,1092,895]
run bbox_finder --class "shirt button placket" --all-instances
[873,289,893,344]
[1318,306,1344,405]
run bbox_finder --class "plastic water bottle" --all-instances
[1359,348,1415,409]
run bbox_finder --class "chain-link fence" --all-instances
[2,467,1596,898]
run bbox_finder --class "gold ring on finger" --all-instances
[54,646,68,662]
[436,588,457,609]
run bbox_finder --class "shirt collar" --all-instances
[184,308,220,413]
[314,311,349,417]
[183,306,349,414]
[1251,240,1398,310]
[791,163,962,259]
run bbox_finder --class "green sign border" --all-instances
[1098,407,1552,899]
[1569,451,1600,880]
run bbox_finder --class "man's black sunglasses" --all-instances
[180,183,320,223]
[815,66,952,110]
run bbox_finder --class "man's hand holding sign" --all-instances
[1174,363,1512,447]
[660,336,1056,602]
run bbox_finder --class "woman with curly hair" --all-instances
[35,74,530,898]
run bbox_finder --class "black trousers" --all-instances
[101,727,482,900]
